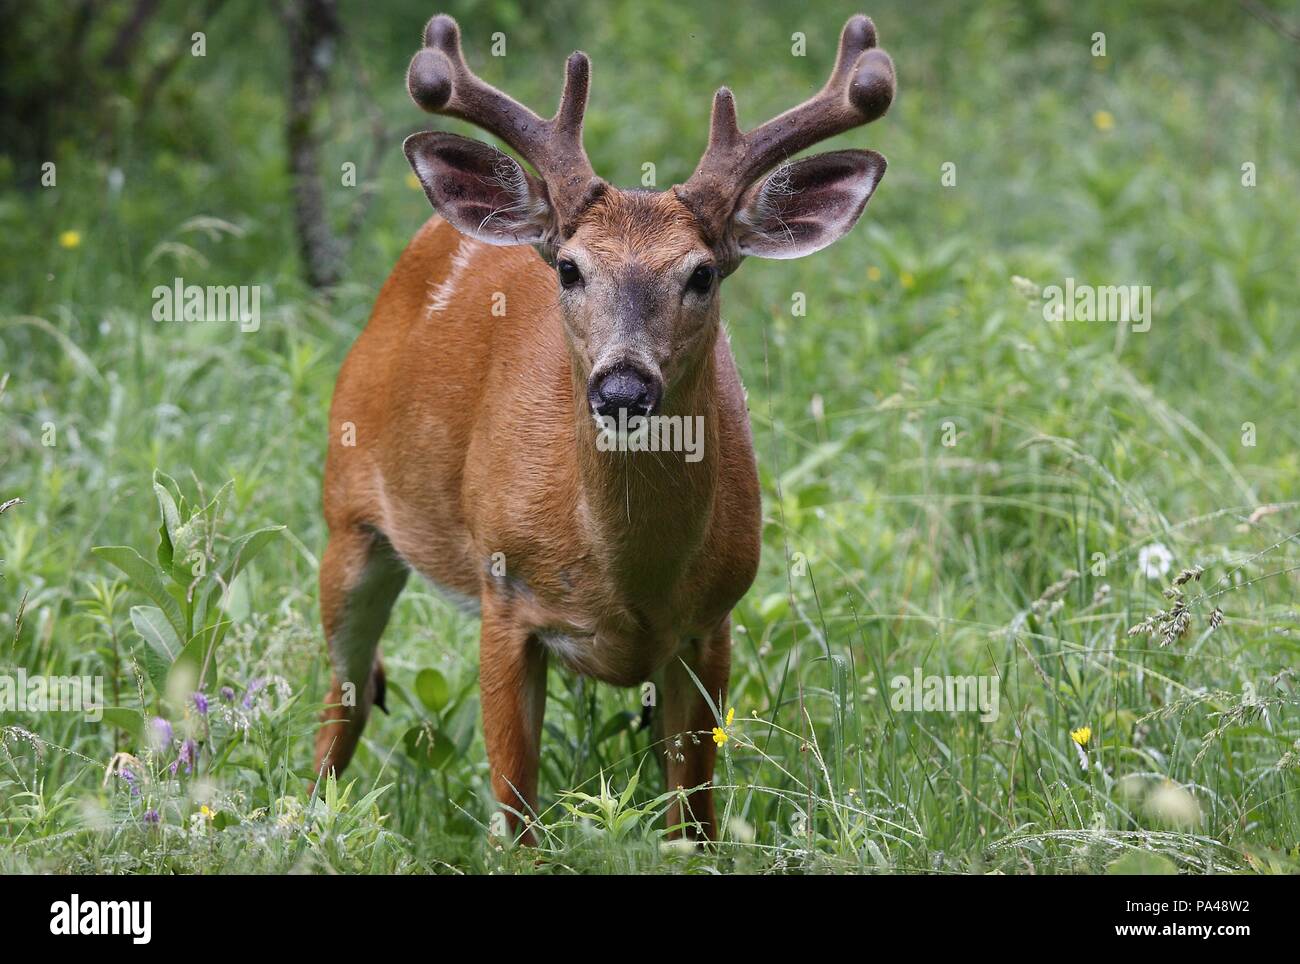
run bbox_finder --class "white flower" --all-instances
[1137,543,1173,579]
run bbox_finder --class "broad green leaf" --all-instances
[130,604,183,662]
[195,525,284,626]
[415,667,450,713]
[403,723,455,770]
[152,474,181,571]
[132,638,170,696]
[170,629,222,694]
[99,707,144,742]
[94,546,187,641]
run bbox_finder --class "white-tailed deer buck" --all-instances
[314,12,895,841]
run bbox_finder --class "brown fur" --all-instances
[314,190,761,841]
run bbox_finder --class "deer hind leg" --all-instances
[660,620,732,841]
[313,525,409,781]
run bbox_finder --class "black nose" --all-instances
[588,366,661,419]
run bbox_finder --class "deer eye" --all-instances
[557,259,583,288]
[687,264,716,295]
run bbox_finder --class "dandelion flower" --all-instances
[1071,725,1092,770]
[58,230,81,249]
[1093,110,1114,131]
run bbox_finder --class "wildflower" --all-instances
[900,271,915,289]
[712,706,737,747]
[1137,543,1173,579]
[1010,275,1040,300]
[199,804,213,820]
[193,691,209,715]
[58,230,81,249]
[119,767,141,797]
[143,809,160,826]
[220,686,235,703]
[1092,110,1114,131]
[171,738,198,776]
[242,677,266,710]
[148,717,173,752]
[1071,725,1091,770]
[867,266,882,282]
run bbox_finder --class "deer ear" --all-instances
[732,149,886,260]
[403,131,556,246]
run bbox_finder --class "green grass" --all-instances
[1,0,1298,874]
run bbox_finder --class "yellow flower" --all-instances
[59,230,82,249]
[199,804,213,819]
[1092,110,1114,132]
[1071,725,1092,747]
[405,171,423,191]
[867,265,882,282]
[725,706,734,726]
[900,271,915,290]
[712,726,728,747]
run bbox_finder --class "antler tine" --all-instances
[677,14,896,234]
[407,14,601,229]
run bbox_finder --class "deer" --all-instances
[312,11,896,842]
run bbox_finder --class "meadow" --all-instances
[1,0,1297,874]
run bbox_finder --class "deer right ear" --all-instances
[403,131,556,246]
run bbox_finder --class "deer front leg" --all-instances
[479,597,548,844]
[660,620,732,841]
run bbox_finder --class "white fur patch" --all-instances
[425,238,481,317]
[537,628,589,665]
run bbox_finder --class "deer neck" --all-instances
[570,334,721,603]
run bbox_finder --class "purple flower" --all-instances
[193,691,209,715]
[119,767,140,797]
[148,717,173,751]
[170,738,198,776]
[220,686,235,703]
[143,808,160,826]
[242,678,266,710]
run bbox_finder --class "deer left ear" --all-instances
[732,149,886,260]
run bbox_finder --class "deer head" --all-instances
[404,13,895,420]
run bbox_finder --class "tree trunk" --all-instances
[283,0,343,290]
